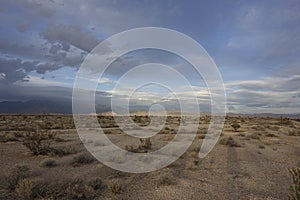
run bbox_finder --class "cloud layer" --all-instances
[0,0,299,113]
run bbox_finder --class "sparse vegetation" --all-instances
[289,167,300,200]
[288,130,300,136]
[231,122,241,132]
[5,164,31,190]
[65,178,95,199]
[0,114,299,199]
[109,181,121,194]
[139,138,152,150]
[248,133,260,140]
[156,169,176,186]
[265,133,278,137]
[219,136,241,147]
[22,129,56,155]
[40,158,58,167]
[71,153,96,167]
[15,178,33,200]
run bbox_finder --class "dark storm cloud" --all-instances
[41,23,101,52]
[12,0,56,18]
[16,21,29,32]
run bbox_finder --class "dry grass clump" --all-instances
[219,136,241,147]
[71,153,96,167]
[231,122,241,132]
[155,169,176,187]
[51,145,78,157]
[289,167,300,200]
[5,164,31,191]
[0,132,19,143]
[288,130,300,136]
[265,133,278,137]
[88,178,104,190]
[125,138,152,153]
[109,180,122,194]
[22,129,56,155]
[139,138,152,150]
[198,134,206,139]
[188,151,199,159]
[252,126,266,131]
[15,178,33,200]
[247,133,260,140]
[186,159,200,170]
[65,178,95,199]
[40,158,58,168]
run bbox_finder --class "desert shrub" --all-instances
[265,133,278,137]
[125,145,135,152]
[5,165,31,190]
[280,117,292,126]
[252,126,266,131]
[40,158,58,168]
[14,132,24,138]
[188,151,199,159]
[289,167,300,200]
[6,133,19,142]
[156,169,176,186]
[139,138,152,150]
[66,178,95,199]
[50,145,78,157]
[237,133,246,137]
[88,178,103,190]
[186,160,200,170]
[15,178,33,200]
[71,153,96,167]
[22,130,55,155]
[288,130,300,136]
[231,122,241,132]
[198,134,206,139]
[258,145,265,149]
[109,181,121,194]
[219,137,241,147]
[124,138,152,153]
[247,133,260,140]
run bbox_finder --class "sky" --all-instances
[0,0,300,114]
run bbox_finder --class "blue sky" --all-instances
[0,0,300,114]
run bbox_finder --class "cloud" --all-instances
[16,21,29,32]
[225,75,300,113]
[0,58,27,83]
[41,23,102,52]
[12,0,56,18]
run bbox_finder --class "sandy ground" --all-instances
[0,115,299,200]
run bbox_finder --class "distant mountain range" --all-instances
[0,100,299,118]
[227,112,300,119]
[0,100,112,114]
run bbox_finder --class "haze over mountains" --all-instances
[1,100,299,119]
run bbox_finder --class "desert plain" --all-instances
[0,114,299,200]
